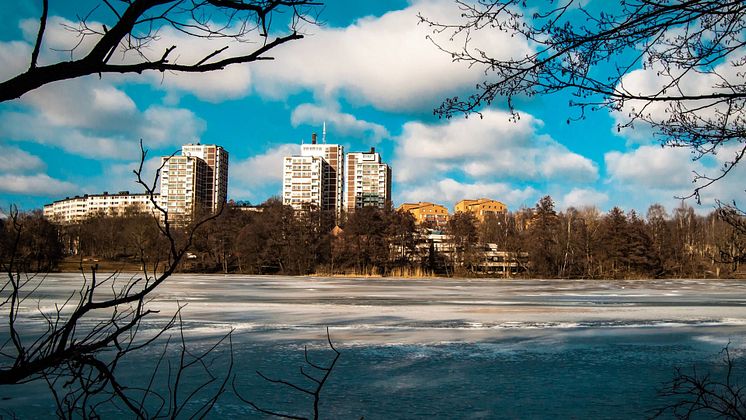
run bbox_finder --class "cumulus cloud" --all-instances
[560,188,609,210]
[393,109,598,185]
[230,144,300,200]
[8,2,531,108]
[0,143,79,201]
[252,0,532,111]
[612,46,746,144]
[291,102,389,142]
[0,75,205,159]
[603,144,746,212]
[0,145,45,173]
[13,16,254,102]
[0,173,78,196]
[132,25,254,102]
[0,40,32,83]
[605,146,699,190]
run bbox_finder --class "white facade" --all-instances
[299,139,344,216]
[159,155,207,219]
[283,135,344,216]
[43,192,158,223]
[43,143,229,224]
[282,155,325,210]
[344,149,392,212]
[180,144,229,213]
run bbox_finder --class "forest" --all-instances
[3,196,745,279]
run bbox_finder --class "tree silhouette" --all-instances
[0,0,321,102]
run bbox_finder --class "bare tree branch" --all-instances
[0,0,322,102]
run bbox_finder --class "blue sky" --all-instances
[1,0,743,215]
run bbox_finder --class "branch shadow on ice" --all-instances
[652,343,746,419]
[233,327,342,420]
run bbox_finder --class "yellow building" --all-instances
[454,198,508,222]
[398,202,449,227]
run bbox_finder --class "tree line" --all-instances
[3,196,745,279]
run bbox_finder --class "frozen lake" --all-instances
[5,274,746,418]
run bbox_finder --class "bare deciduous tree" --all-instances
[0,0,321,102]
[0,143,230,417]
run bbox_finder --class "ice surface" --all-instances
[5,275,746,418]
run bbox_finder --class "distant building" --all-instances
[398,202,449,227]
[159,155,208,219]
[44,143,229,224]
[344,147,392,212]
[454,198,508,222]
[43,191,157,223]
[282,154,327,211]
[283,131,344,217]
[180,144,229,213]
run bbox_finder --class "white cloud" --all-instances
[139,106,206,146]
[133,25,254,102]
[253,0,532,111]
[291,102,389,143]
[14,15,254,102]
[0,75,206,159]
[8,2,531,108]
[230,143,299,200]
[560,188,609,210]
[104,157,165,193]
[0,173,78,196]
[613,47,746,144]
[0,41,31,83]
[605,146,699,190]
[603,144,746,213]
[0,145,45,173]
[393,109,598,184]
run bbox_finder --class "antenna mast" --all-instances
[322,121,327,144]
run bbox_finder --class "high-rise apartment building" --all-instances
[345,147,391,212]
[180,144,229,213]
[282,155,326,210]
[299,134,343,216]
[44,143,229,224]
[283,133,344,216]
[159,155,208,219]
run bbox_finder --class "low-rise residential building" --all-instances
[43,191,158,223]
[454,198,508,222]
[398,202,450,227]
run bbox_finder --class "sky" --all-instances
[1,0,743,216]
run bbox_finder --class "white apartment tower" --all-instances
[282,155,327,210]
[283,132,344,216]
[180,144,229,213]
[344,147,392,212]
[43,143,229,224]
[159,155,208,219]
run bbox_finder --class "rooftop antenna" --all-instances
[322,121,327,144]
